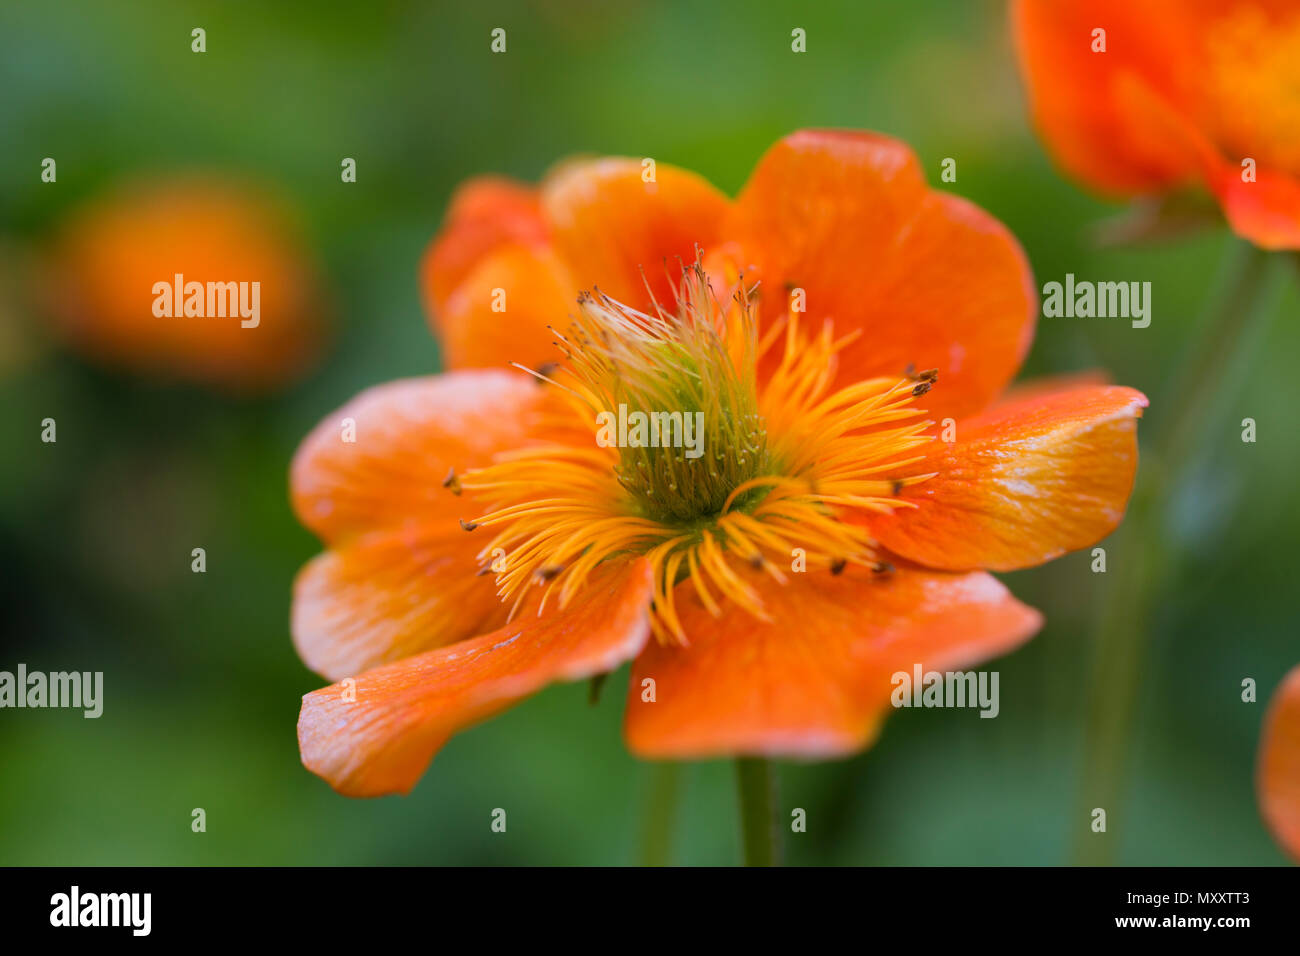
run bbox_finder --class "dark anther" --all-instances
[535,565,563,582]
[911,381,932,397]
[442,468,462,495]
[749,553,764,570]
[536,361,559,381]
[830,558,847,576]
[459,518,478,531]
[918,368,939,382]
[873,561,895,575]
[891,480,905,495]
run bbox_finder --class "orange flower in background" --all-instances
[1259,665,1300,861]
[48,176,328,392]
[1012,0,1300,249]
[293,130,1147,797]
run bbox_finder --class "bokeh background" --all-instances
[1,0,1297,865]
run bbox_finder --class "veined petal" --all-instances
[868,383,1147,572]
[1259,664,1300,862]
[420,176,548,319]
[300,558,654,797]
[437,243,574,372]
[290,370,556,542]
[624,565,1041,759]
[292,523,510,682]
[726,129,1037,418]
[541,157,729,309]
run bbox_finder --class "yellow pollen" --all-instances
[459,258,937,643]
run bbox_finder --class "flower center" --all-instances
[580,266,770,524]
[458,259,936,641]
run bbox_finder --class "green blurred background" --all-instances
[1,0,1297,865]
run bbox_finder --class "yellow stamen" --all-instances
[458,257,938,642]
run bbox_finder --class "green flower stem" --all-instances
[1074,240,1283,866]
[1156,243,1277,477]
[736,757,782,866]
[639,762,681,867]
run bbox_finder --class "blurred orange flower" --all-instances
[48,176,328,392]
[292,130,1146,797]
[1013,0,1300,249]
[1259,664,1300,861]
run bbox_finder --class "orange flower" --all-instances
[293,130,1147,797]
[1258,664,1300,861]
[1012,0,1300,249]
[47,176,328,392]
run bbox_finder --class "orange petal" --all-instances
[290,370,557,543]
[1194,0,1300,247]
[1207,159,1300,251]
[624,566,1041,759]
[420,176,548,320]
[991,369,1111,408]
[541,157,729,309]
[1012,0,1203,195]
[727,130,1036,419]
[292,523,510,681]
[1107,45,1300,250]
[436,243,574,372]
[869,383,1147,572]
[1259,664,1300,862]
[1013,0,1300,249]
[299,558,654,797]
